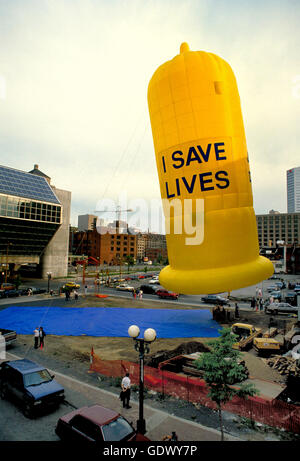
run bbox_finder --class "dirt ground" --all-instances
[14,293,294,385]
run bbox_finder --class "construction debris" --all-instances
[266,355,300,377]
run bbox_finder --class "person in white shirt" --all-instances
[34,327,39,349]
[121,373,131,408]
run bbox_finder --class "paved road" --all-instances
[0,351,238,442]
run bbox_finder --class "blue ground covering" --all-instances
[0,306,221,338]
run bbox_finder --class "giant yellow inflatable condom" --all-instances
[147,43,274,295]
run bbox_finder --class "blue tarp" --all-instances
[0,306,221,338]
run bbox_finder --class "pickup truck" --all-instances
[231,323,262,350]
[0,328,17,347]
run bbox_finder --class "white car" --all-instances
[116,284,134,292]
[149,278,160,284]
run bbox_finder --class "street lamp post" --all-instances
[128,325,156,435]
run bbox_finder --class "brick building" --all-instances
[72,227,137,265]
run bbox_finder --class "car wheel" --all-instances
[0,384,7,399]
[23,402,34,418]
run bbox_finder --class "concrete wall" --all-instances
[40,187,71,278]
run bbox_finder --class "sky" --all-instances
[0,0,299,231]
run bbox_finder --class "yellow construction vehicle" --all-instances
[231,323,262,350]
[253,337,281,354]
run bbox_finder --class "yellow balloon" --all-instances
[147,43,274,295]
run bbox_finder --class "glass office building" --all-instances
[0,165,62,256]
[287,167,300,213]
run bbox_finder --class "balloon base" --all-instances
[159,256,274,295]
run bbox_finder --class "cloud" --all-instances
[0,0,299,227]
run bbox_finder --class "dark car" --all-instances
[2,288,20,298]
[201,294,229,306]
[55,405,150,442]
[285,292,297,306]
[156,289,179,300]
[0,359,64,417]
[139,284,161,295]
[265,302,299,315]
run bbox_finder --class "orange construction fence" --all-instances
[89,352,300,434]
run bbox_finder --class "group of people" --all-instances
[65,289,79,301]
[250,296,264,311]
[132,289,143,300]
[33,326,46,349]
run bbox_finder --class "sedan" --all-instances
[156,289,179,300]
[201,294,229,306]
[65,282,81,290]
[116,284,134,292]
[269,291,282,301]
[149,278,160,285]
[55,405,150,442]
[139,284,161,295]
[267,285,278,292]
[266,303,299,315]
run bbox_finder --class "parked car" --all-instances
[0,283,16,291]
[139,284,161,295]
[0,328,17,347]
[156,289,179,300]
[116,284,134,292]
[285,292,297,306]
[55,405,150,442]
[65,282,80,290]
[1,288,20,298]
[267,285,278,293]
[275,281,286,290]
[0,359,64,417]
[149,278,160,285]
[201,294,229,306]
[269,291,282,301]
[294,285,300,293]
[265,302,299,315]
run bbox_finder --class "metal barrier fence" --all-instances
[90,353,300,434]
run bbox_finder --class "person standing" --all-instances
[84,285,88,296]
[74,289,78,300]
[39,327,46,349]
[138,290,143,300]
[121,372,131,409]
[234,303,240,319]
[251,297,256,310]
[34,327,39,349]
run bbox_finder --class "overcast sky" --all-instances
[0,0,299,230]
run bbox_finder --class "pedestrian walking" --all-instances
[132,289,136,299]
[250,297,256,310]
[39,326,46,349]
[74,289,78,300]
[138,290,143,300]
[259,298,264,311]
[65,290,70,301]
[84,285,88,296]
[120,372,131,409]
[34,327,39,349]
[234,303,240,319]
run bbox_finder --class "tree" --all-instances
[125,255,134,273]
[195,328,259,440]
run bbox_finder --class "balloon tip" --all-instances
[180,42,190,53]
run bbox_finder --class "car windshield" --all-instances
[24,369,52,387]
[102,416,134,441]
